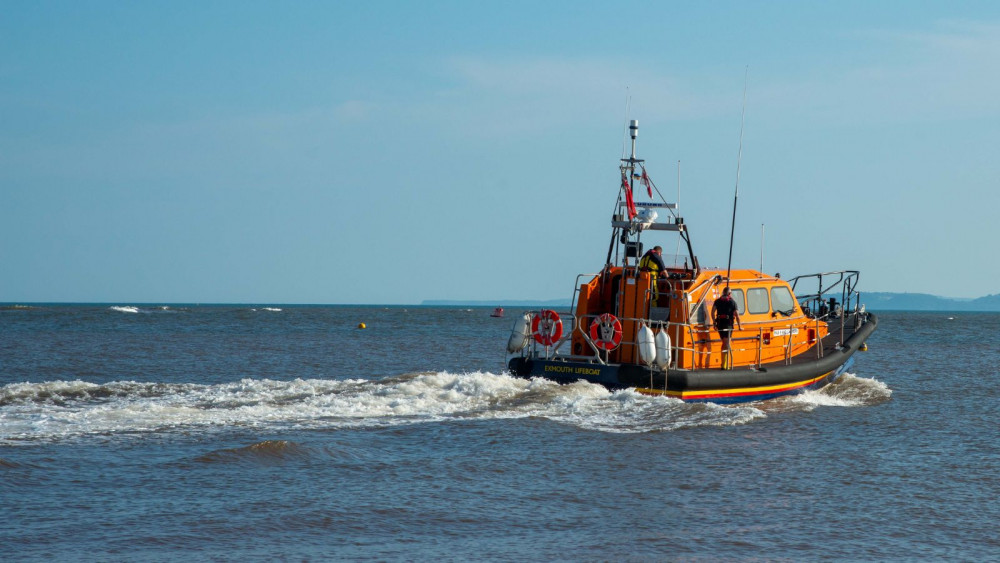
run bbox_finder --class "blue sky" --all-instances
[3,1,998,304]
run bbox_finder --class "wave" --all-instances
[0,458,21,468]
[762,373,892,413]
[109,306,140,314]
[109,305,184,314]
[0,371,889,443]
[193,440,313,465]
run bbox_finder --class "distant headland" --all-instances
[422,292,1000,312]
[863,292,1000,312]
[422,299,571,308]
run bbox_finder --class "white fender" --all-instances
[655,329,671,368]
[507,313,531,353]
[637,324,656,366]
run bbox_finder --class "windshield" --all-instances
[771,286,796,314]
[747,288,769,314]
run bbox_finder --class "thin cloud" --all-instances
[419,56,736,135]
[870,19,1000,53]
[834,19,1000,121]
[333,100,376,121]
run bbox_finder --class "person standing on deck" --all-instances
[639,246,668,300]
[712,286,743,370]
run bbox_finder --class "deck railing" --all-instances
[519,311,809,371]
[788,270,864,349]
[519,269,866,370]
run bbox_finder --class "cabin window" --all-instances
[747,288,770,314]
[771,286,796,314]
[692,302,708,325]
[730,289,746,314]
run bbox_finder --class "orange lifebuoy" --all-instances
[590,313,623,351]
[531,309,563,346]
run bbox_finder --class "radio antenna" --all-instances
[675,160,683,259]
[621,87,631,159]
[725,67,748,288]
[760,223,765,272]
[676,160,681,210]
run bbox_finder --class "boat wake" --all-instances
[0,371,888,443]
[763,373,893,412]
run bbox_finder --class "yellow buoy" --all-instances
[860,342,868,351]
[358,322,366,329]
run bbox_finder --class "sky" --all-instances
[2,1,999,304]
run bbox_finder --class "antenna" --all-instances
[725,67,748,288]
[675,160,683,259]
[676,160,681,209]
[760,223,764,272]
[621,88,631,159]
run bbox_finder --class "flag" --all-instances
[640,166,653,198]
[621,172,637,220]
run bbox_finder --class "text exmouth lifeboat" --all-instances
[505,120,877,404]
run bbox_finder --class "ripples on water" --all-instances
[1,307,997,560]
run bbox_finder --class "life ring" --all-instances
[531,309,563,346]
[590,313,623,351]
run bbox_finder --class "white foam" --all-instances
[262,307,282,312]
[777,373,893,411]
[109,306,139,314]
[0,372,770,443]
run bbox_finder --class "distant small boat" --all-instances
[490,307,504,318]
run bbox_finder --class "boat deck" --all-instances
[774,312,869,370]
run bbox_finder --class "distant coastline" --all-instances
[421,299,572,308]
[4,292,998,311]
[862,292,1000,312]
[422,292,1000,312]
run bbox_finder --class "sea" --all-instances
[1,305,997,561]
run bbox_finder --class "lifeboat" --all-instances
[506,120,877,404]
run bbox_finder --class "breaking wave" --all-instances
[109,306,140,314]
[762,373,893,412]
[0,371,889,443]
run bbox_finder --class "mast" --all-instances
[606,119,698,274]
[629,119,638,161]
[621,119,642,188]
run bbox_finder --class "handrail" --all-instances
[517,308,751,371]
[569,271,605,317]
[515,273,861,370]
[789,270,861,312]
[784,324,794,365]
